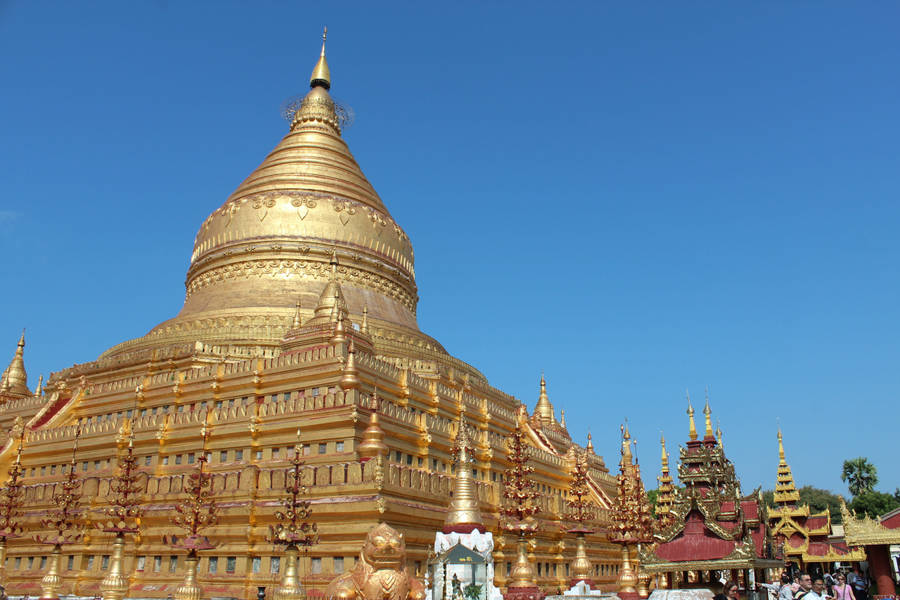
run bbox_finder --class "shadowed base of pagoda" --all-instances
[505,586,544,600]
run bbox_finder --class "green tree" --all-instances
[798,486,847,524]
[762,489,775,508]
[849,491,900,519]
[841,457,878,497]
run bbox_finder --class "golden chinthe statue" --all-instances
[326,523,425,600]
[0,29,619,599]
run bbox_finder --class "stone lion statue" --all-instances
[326,523,426,600]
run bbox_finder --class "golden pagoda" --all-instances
[768,430,865,567]
[0,33,620,598]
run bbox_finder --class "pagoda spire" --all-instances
[686,390,697,442]
[533,373,556,426]
[656,434,676,528]
[619,424,633,470]
[586,431,594,454]
[774,429,800,507]
[703,389,714,439]
[310,26,331,90]
[1,331,29,397]
[443,412,483,533]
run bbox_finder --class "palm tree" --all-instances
[841,457,878,497]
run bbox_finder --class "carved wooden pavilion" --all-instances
[640,399,781,590]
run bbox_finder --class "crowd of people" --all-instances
[757,566,871,600]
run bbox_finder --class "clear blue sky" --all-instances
[1,2,897,498]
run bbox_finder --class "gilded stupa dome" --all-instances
[101,31,484,381]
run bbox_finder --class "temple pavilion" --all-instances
[640,397,781,590]
[0,34,618,598]
[768,431,865,571]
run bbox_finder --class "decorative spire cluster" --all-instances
[566,449,595,529]
[609,426,653,546]
[98,421,143,533]
[35,430,84,546]
[500,424,540,536]
[168,421,218,551]
[0,418,27,542]
[268,431,318,548]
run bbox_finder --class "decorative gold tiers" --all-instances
[96,37,485,382]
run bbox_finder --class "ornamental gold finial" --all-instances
[686,390,697,441]
[777,428,785,462]
[310,26,331,90]
[586,431,594,454]
[620,423,632,464]
[534,372,555,425]
[361,305,369,334]
[292,299,302,329]
[716,419,723,448]
[560,409,566,428]
[329,248,339,281]
[2,329,30,397]
[660,434,668,464]
[358,393,388,461]
[340,339,359,390]
[703,387,714,439]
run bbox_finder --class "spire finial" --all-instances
[292,299,302,329]
[716,419,723,448]
[310,26,331,90]
[703,387,714,439]
[586,431,594,453]
[534,372,555,425]
[2,329,30,397]
[777,428,785,462]
[660,433,668,464]
[559,409,566,428]
[686,389,697,441]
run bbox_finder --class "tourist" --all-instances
[795,573,813,599]
[776,573,794,600]
[714,580,741,600]
[761,573,791,600]
[832,573,855,600]
[848,567,868,600]
[799,576,830,600]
